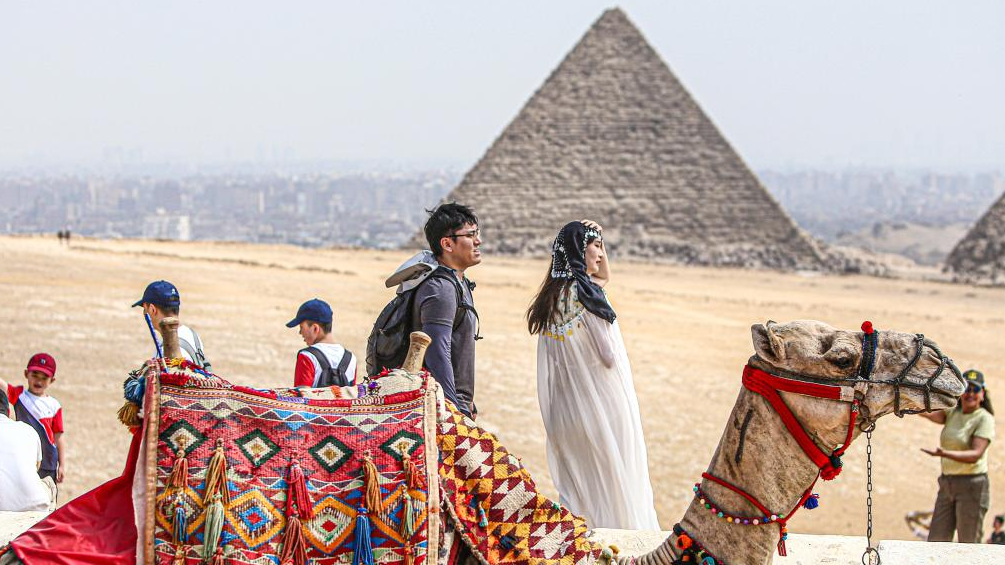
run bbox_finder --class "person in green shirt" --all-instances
[920,368,995,543]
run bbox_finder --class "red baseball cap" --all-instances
[26,353,56,378]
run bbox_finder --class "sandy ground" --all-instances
[1,234,1003,543]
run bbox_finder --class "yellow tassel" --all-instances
[203,439,230,506]
[172,545,186,565]
[117,401,141,429]
[363,455,382,516]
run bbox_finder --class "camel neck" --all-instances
[627,388,832,565]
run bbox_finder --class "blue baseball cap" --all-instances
[286,298,332,328]
[132,280,181,309]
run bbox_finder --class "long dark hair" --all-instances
[527,261,573,335]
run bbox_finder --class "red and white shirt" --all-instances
[294,343,358,388]
[7,385,63,444]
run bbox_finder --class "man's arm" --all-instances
[416,278,463,413]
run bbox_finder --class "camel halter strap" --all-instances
[742,365,862,480]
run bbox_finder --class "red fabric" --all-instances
[294,352,316,387]
[10,430,140,565]
[51,409,64,434]
[8,384,21,406]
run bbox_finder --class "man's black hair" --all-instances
[424,203,478,257]
[161,305,180,316]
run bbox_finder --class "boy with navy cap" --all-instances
[288,298,357,388]
[133,280,212,371]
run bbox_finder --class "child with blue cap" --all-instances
[288,298,357,388]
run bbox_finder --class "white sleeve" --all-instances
[35,431,42,463]
[349,354,359,384]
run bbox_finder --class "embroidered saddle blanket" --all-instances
[3,360,605,565]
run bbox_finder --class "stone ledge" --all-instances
[588,529,1004,564]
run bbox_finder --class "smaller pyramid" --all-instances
[946,192,1005,284]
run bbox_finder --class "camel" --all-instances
[1,320,966,565]
[612,320,965,565]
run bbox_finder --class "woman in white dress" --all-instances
[526,220,660,530]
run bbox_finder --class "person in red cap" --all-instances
[7,353,66,486]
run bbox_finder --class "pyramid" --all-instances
[946,192,1005,285]
[419,8,825,270]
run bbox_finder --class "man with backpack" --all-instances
[367,203,481,417]
[132,280,212,371]
[289,298,358,388]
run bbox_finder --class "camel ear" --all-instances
[751,321,786,362]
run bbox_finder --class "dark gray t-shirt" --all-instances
[412,269,476,415]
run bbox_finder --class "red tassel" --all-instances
[861,321,873,335]
[403,543,414,565]
[402,453,426,490]
[168,449,188,490]
[777,537,787,556]
[363,455,382,516]
[777,526,789,556]
[279,514,309,565]
[286,462,314,519]
[171,546,186,565]
[209,547,225,565]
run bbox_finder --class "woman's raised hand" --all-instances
[580,219,603,233]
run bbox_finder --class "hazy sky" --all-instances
[2,1,1002,172]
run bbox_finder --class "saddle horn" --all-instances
[401,331,432,374]
[159,317,182,360]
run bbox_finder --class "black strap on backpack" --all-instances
[300,346,353,387]
[366,266,481,375]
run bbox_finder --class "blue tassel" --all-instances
[124,376,145,405]
[478,505,488,528]
[172,501,188,544]
[803,493,820,510]
[352,505,376,565]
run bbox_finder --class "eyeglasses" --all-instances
[447,229,480,240]
[965,385,983,394]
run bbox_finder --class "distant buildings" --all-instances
[0,171,457,248]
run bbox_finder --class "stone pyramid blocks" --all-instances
[420,8,824,270]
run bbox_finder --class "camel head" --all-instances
[749,320,965,438]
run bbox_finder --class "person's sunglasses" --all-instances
[447,229,480,240]
[966,384,983,394]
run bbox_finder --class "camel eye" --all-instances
[832,356,853,369]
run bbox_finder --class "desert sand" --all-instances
[1,235,1002,542]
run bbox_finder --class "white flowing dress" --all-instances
[536,285,660,530]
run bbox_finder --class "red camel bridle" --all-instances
[673,321,963,564]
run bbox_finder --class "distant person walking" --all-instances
[527,220,659,530]
[920,369,995,543]
[288,298,358,387]
[7,354,66,487]
[410,203,482,417]
[132,280,212,371]
[0,376,56,512]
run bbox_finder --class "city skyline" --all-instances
[2,2,1003,173]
